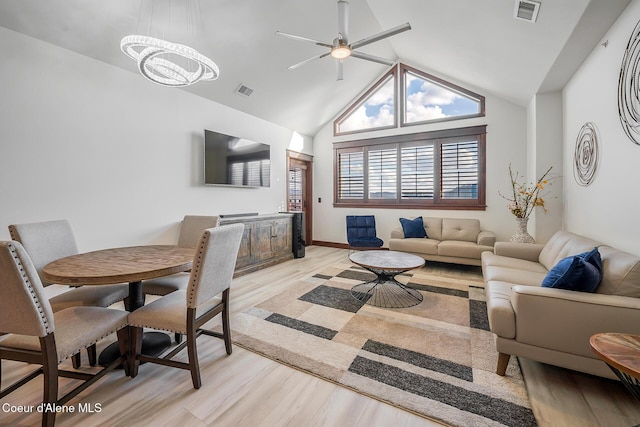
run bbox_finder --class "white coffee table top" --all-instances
[349,250,425,271]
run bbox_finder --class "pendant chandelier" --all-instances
[120,0,219,87]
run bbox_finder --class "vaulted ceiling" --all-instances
[0,0,630,136]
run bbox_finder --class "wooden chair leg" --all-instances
[497,352,510,376]
[87,344,97,366]
[71,352,81,369]
[41,335,59,427]
[129,327,143,378]
[186,310,201,389]
[117,327,130,377]
[222,289,232,355]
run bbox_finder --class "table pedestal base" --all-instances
[98,331,170,367]
[351,271,423,308]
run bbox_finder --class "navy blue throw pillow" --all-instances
[399,217,427,238]
[541,247,602,292]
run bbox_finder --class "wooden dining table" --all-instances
[43,245,195,365]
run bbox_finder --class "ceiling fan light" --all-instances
[331,45,351,59]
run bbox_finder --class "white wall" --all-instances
[563,0,640,256]
[527,92,564,243]
[0,27,308,251]
[312,76,528,246]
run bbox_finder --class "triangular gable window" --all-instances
[402,64,484,126]
[334,67,397,135]
[334,64,484,136]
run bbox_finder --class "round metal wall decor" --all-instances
[574,122,599,186]
[618,20,640,145]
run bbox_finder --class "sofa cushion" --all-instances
[483,265,548,287]
[541,248,603,292]
[596,246,640,297]
[399,217,427,238]
[441,218,480,243]
[389,238,439,256]
[481,251,549,273]
[437,240,493,260]
[423,217,443,241]
[538,231,601,271]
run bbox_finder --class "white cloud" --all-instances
[340,103,394,132]
[405,103,446,123]
[367,79,394,106]
[407,76,461,105]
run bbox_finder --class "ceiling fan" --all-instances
[275,0,411,80]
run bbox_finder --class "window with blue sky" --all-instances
[335,73,396,134]
[404,71,481,124]
[334,63,484,135]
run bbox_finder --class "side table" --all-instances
[590,332,640,401]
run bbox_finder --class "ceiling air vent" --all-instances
[235,84,254,97]
[514,0,540,23]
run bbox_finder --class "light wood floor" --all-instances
[2,246,640,426]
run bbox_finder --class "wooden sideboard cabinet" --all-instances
[219,213,293,276]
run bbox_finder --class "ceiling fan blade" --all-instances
[350,22,412,50]
[275,31,333,48]
[350,51,395,66]
[336,59,344,81]
[288,52,331,70]
[338,0,349,42]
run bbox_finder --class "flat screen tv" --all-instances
[204,129,271,187]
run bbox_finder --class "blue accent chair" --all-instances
[346,215,384,250]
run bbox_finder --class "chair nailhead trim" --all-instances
[8,242,51,334]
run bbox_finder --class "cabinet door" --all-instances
[234,224,253,268]
[252,221,275,261]
[272,219,292,254]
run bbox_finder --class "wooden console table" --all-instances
[219,213,293,276]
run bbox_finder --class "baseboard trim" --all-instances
[311,241,349,249]
[311,241,388,250]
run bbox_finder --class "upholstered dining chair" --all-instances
[142,215,219,297]
[0,240,129,427]
[9,220,129,368]
[128,223,244,389]
[142,215,219,343]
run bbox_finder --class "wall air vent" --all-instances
[235,84,254,97]
[514,0,540,23]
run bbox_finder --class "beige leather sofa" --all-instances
[482,230,640,379]
[389,217,496,266]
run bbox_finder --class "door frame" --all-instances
[287,150,313,245]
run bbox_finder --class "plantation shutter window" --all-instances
[334,126,485,209]
[338,150,364,199]
[401,145,434,200]
[441,141,478,199]
[368,148,397,199]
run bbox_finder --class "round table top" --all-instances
[42,245,194,285]
[590,333,640,379]
[349,250,425,271]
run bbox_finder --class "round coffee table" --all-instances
[590,333,640,401]
[349,250,425,308]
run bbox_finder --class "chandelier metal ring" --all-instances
[121,35,219,87]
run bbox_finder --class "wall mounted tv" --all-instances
[204,129,271,187]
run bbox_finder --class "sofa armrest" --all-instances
[477,230,496,247]
[511,286,640,357]
[390,227,405,239]
[493,242,544,261]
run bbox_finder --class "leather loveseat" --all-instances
[482,230,640,379]
[389,217,495,266]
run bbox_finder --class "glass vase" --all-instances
[510,217,535,243]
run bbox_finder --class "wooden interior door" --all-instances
[287,151,313,245]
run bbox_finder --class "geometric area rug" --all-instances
[230,262,537,427]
